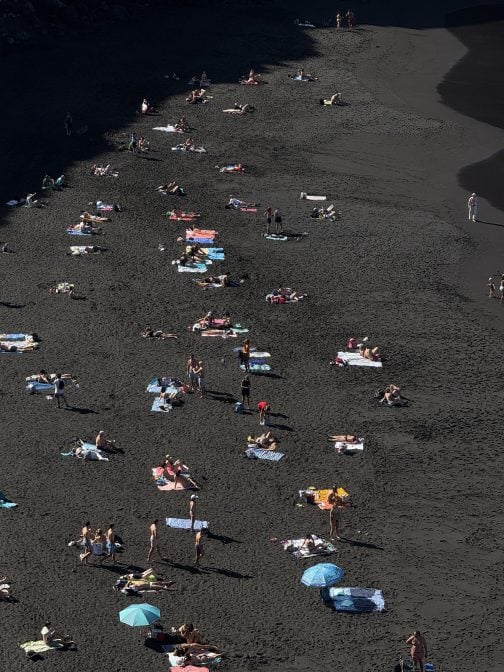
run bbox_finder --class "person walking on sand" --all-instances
[129,131,138,152]
[240,338,250,372]
[336,11,342,29]
[488,277,496,298]
[264,206,273,235]
[194,360,206,398]
[189,494,199,532]
[346,9,355,29]
[468,192,478,222]
[64,112,73,136]
[241,375,251,409]
[194,529,206,566]
[273,208,283,234]
[406,631,428,672]
[147,520,164,562]
[79,521,93,565]
[53,373,69,409]
[186,353,199,392]
[101,524,118,565]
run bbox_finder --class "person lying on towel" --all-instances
[320,92,343,106]
[90,164,117,177]
[217,163,246,173]
[175,116,190,132]
[247,431,277,450]
[141,327,178,339]
[327,434,360,443]
[240,69,262,85]
[80,211,110,222]
[157,181,184,195]
[223,103,255,114]
[161,456,198,489]
[68,222,101,235]
[288,68,318,81]
[266,287,307,303]
[195,310,232,329]
[226,195,258,209]
[195,273,230,288]
[168,209,200,219]
[359,344,381,361]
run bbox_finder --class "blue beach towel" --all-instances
[186,237,215,245]
[245,447,284,461]
[0,491,17,509]
[321,587,385,613]
[151,398,173,413]
[241,363,271,372]
[166,517,209,530]
[66,229,92,236]
[0,333,30,340]
[26,381,52,393]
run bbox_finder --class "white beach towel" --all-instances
[337,352,382,368]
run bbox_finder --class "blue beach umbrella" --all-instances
[119,603,160,627]
[301,563,344,588]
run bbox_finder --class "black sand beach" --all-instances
[1,1,504,671]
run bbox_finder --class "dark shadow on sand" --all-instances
[340,536,384,551]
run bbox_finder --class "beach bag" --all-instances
[347,337,357,349]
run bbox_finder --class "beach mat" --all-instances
[157,480,197,492]
[20,641,64,654]
[26,381,52,393]
[178,264,208,273]
[166,518,209,530]
[0,491,17,508]
[0,333,32,340]
[146,378,179,394]
[201,330,238,338]
[185,238,215,245]
[321,587,385,613]
[337,352,382,368]
[153,125,181,132]
[264,234,288,241]
[335,441,364,452]
[151,398,172,413]
[245,447,284,461]
[66,229,92,236]
[241,363,271,372]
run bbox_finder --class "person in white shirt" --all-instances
[468,193,478,222]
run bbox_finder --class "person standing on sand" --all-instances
[194,360,206,398]
[189,494,199,532]
[488,277,496,298]
[79,521,92,565]
[194,529,206,566]
[264,206,273,235]
[240,338,250,372]
[147,520,164,562]
[53,373,69,409]
[186,353,199,392]
[101,524,117,565]
[241,375,251,409]
[336,11,342,29]
[468,192,478,222]
[273,208,283,234]
[405,631,428,672]
[64,112,73,136]
[346,9,355,29]
[499,277,504,302]
[327,485,344,540]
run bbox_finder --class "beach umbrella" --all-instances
[301,563,344,588]
[119,603,160,627]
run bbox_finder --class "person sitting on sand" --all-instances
[49,282,75,296]
[0,577,12,602]
[163,457,198,489]
[320,92,343,105]
[42,175,55,190]
[178,623,203,644]
[141,98,151,114]
[183,137,196,150]
[300,534,317,552]
[289,68,318,81]
[41,621,74,647]
[248,431,277,450]
[25,192,45,208]
[186,89,208,104]
[54,174,66,190]
[95,430,117,451]
[68,222,101,235]
[175,116,190,132]
[141,327,178,339]
[157,182,184,195]
[240,68,261,85]
[359,344,380,361]
[380,384,405,406]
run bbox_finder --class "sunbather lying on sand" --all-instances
[320,92,343,105]
[223,103,255,114]
[68,222,101,235]
[310,205,339,220]
[194,310,232,329]
[226,195,258,209]
[0,340,39,352]
[90,164,118,177]
[80,211,110,222]
[240,69,262,85]
[194,273,230,288]
[327,434,360,443]
[167,209,200,220]
[67,245,106,255]
[91,200,122,212]
[248,431,277,450]
[217,163,246,173]
[186,88,209,104]
[266,287,307,303]
[123,578,175,592]
[49,282,75,296]
[157,182,185,195]
[141,327,178,339]
[168,645,222,667]
[288,68,318,81]
[28,370,74,383]
[72,445,108,461]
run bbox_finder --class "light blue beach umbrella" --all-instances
[119,603,160,627]
[301,563,344,588]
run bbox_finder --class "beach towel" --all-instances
[6,199,25,206]
[296,21,315,27]
[337,352,382,368]
[146,378,179,394]
[321,587,385,613]
[245,447,284,461]
[282,536,336,558]
[151,398,173,413]
[166,518,209,530]
[69,246,103,256]
[241,363,271,372]
[66,228,92,236]
[0,491,17,508]
[200,330,238,338]
[186,228,217,237]
[20,641,65,654]
[206,250,225,260]
[335,440,364,452]
[300,193,326,201]
[185,237,215,245]
[26,381,52,393]
[157,480,196,492]
[95,202,114,211]
[299,488,350,508]
[153,125,182,133]
[264,234,288,241]
[177,264,209,273]
[77,442,109,461]
[0,333,32,340]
